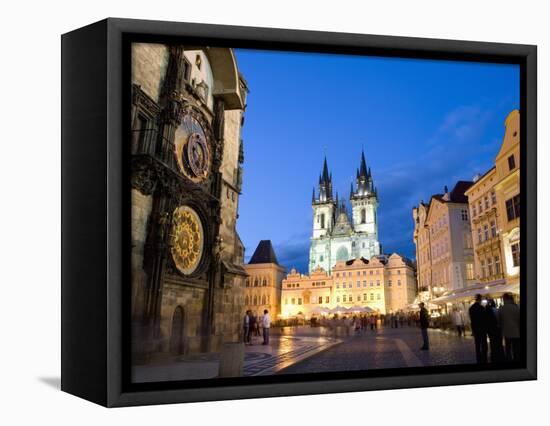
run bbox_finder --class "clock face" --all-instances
[174,114,210,182]
[171,206,204,275]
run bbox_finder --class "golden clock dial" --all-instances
[171,206,204,275]
[174,113,210,182]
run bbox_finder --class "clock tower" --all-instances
[130,44,249,359]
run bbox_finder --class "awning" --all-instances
[431,281,519,305]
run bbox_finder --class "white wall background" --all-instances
[0,0,546,423]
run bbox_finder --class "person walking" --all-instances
[499,293,520,362]
[419,302,430,350]
[370,314,376,331]
[469,294,489,364]
[486,299,505,363]
[453,308,466,337]
[262,309,271,345]
[243,310,251,344]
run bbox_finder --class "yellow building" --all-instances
[412,182,475,300]
[465,109,520,290]
[431,110,520,308]
[243,240,286,317]
[281,254,416,318]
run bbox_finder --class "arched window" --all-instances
[262,278,267,287]
[262,295,266,305]
[245,295,249,305]
[254,279,259,287]
[253,295,258,305]
[361,209,366,224]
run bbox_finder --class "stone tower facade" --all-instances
[130,43,249,361]
[309,152,381,274]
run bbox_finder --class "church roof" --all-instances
[248,240,280,265]
[332,210,353,236]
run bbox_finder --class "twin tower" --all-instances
[309,151,381,274]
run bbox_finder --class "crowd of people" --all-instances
[242,309,271,345]
[418,293,520,363]
[241,293,520,366]
[469,293,520,363]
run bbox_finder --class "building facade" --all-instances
[309,152,381,274]
[412,181,475,299]
[465,109,520,289]
[243,240,286,316]
[281,254,416,317]
[130,44,249,359]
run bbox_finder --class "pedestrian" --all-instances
[262,309,271,345]
[499,293,520,362]
[486,299,505,363]
[248,313,257,344]
[469,294,489,364]
[243,310,250,344]
[255,313,261,336]
[419,302,430,350]
[370,314,376,331]
[453,308,466,337]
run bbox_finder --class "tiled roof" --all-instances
[248,240,279,265]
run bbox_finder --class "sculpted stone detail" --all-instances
[171,206,204,275]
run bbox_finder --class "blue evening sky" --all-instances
[233,49,519,274]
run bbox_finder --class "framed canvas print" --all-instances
[61,18,537,407]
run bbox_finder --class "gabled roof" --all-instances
[248,240,279,265]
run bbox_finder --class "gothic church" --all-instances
[309,152,381,274]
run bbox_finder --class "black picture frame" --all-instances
[61,18,537,407]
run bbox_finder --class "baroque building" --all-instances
[465,109,520,290]
[243,240,286,316]
[412,181,475,299]
[309,152,381,274]
[281,254,416,318]
[130,43,249,361]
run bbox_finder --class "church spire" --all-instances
[314,156,333,203]
[359,149,368,178]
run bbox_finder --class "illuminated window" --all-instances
[466,263,474,280]
[487,258,493,276]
